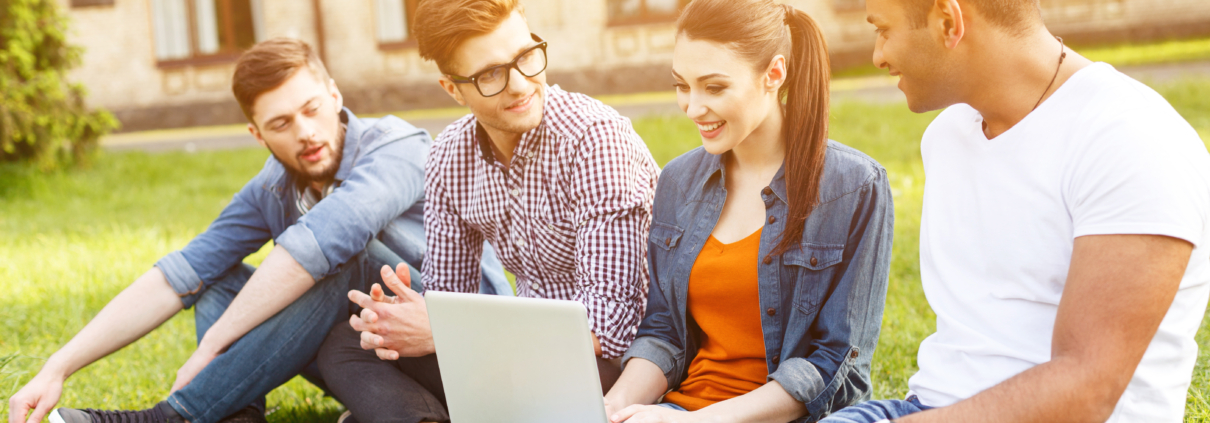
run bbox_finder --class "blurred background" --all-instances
[58,0,1210,131]
[2,0,1209,422]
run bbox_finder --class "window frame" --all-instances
[71,0,116,8]
[377,0,421,51]
[154,0,256,69]
[606,0,690,27]
[832,0,867,12]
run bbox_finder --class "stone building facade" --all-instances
[63,0,1210,132]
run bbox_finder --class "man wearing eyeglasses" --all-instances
[312,0,660,422]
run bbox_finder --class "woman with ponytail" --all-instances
[605,0,894,421]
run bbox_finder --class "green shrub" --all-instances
[0,0,118,170]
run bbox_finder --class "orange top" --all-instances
[663,228,768,411]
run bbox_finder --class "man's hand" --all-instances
[348,264,434,359]
[8,369,65,423]
[171,346,221,393]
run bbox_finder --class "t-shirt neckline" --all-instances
[971,62,1110,143]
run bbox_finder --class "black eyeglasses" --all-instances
[448,34,548,98]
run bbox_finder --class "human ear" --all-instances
[329,78,344,112]
[438,77,466,106]
[248,123,268,149]
[765,55,788,93]
[933,0,965,49]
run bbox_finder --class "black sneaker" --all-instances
[49,401,184,423]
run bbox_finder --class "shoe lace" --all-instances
[81,407,171,423]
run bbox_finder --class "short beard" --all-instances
[268,125,346,189]
[296,149,342,187]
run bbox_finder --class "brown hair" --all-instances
[678,0,831,256]
[905,0,1041,34]
[232,37,331,123]
[413,0,522,74]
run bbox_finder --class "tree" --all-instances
[0,0,118,170]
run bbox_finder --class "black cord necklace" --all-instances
[1033,36,1067,111]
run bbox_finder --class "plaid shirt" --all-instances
[422,85,659,358]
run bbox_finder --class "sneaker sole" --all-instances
[48,409,66,423]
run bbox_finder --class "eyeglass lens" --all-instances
[476,46,547,96]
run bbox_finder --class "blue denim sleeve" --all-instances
[621,248,683,387]
[157,172,274,308]
[768,167,894,419]
[277,129,429,282]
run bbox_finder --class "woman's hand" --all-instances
[610,404,706,423]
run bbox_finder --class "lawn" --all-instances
[2,77,1209,422]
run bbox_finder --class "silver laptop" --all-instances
[426,291,610,423]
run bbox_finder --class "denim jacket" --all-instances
[155,108,510,307]
[621,141,893,422]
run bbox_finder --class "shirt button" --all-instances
[664,237,671,246]
[529,282,538,290]
[766,307,776,316]
[527,151,535,159]
[547,224,555,230]
[810,257,818,266]
[767,216,776,224]
[850,348,860,359]
[762,187,773,196]
[763,256,772,265]
[510,189,521,197]
[516,239,527,247]
[772,355,780,365]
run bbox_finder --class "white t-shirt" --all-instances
[908,62,1210,422]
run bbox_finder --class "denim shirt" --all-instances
[155,108,510,307]
[621,141,893,422]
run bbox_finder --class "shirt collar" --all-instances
[698,151,789,204]
[335,107,360,182]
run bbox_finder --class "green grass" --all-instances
[1,77,1209,422]
[833,36,1210,79]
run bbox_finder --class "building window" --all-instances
[607,0,689,26]
[376,0,421,49]
[833,0,866,11]
[71,0,115,7]
[151,0,262,66]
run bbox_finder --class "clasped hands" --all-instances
[347,264,436,359]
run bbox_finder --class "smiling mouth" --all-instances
[506,91,537,111]
[697,121,726,132]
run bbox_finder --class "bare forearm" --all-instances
[605,358,669,408]
[900,356,1121,423]
[197,245,314,353]
[903,235,1190,423]
[698,381,807,423]
[45,267,183,377]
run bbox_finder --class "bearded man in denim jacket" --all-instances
[7,38,507,423]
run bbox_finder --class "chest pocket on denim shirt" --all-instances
[650,221,684,251]
[784,243,845,317]
[649,222,684,290]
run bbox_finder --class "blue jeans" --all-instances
[818,395,932,422]
[166,240,405,423]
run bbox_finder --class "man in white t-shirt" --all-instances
[821,0,1210,422]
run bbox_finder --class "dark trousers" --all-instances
[317,310,623,423]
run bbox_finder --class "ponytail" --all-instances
[772,5,831,256]
[677,0,832,256]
